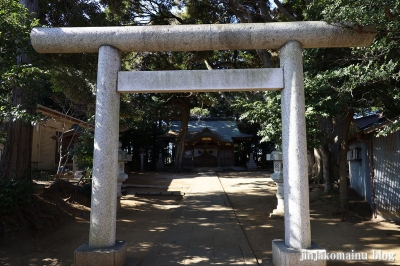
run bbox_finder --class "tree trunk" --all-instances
[307,149,314,180]
[0,0,38,180]
[330,115,342,182]
[0,106,34,180]
[312,148,322,183]
[172,97,190,172]
[320,146,332,192]
[318,115,341,190]
[339,107,354,211]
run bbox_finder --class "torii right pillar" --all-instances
[272,41,326,265]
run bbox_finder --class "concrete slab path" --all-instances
[139,171,258,266]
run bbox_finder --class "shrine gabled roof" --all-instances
[353,113,400,135]
[158,119,252,142]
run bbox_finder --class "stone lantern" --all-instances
[247,152,257,171]
[139,148,146,172]
[117,142,130,197]
[267,150,284,217]
[156,152,164,170]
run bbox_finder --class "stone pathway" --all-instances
[139,171,258,266]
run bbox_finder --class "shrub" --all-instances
[0,178,36,215]
[78,182,92,198]
[70,129,94,180]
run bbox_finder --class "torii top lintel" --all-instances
[31,22,375,54]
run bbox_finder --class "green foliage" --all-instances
[70,129,94,177]
[0,178,36,215]
[306,0,400,32]
[0,0,38,68]
[185,0,234,24]
[4,0,399,178]
[40,0,107,27]
[376,117,400,137]
[301,0,400,151]
[234,91,282,144]
[190,107,210,118]
[36,0,122,115]
[0,0,45,121]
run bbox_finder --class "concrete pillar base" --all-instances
[272,239,326,266]
[270,209,284,218]
[74,240,127,266]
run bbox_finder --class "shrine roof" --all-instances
[159,119,252,142]
[353,113,400,135]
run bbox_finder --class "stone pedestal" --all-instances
[272,240,326,266]
[75,240,127,266]
[246,153,257,171]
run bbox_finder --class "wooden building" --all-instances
[31,105,93,172]
[349,114,400,221]
[158,119,252,169]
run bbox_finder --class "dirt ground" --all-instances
[0,171,399,266]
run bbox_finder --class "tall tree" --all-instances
[1,0,114,179]
[303,0,400,209]
[0,0,42,179]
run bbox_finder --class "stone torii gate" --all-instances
[31,22,375,266]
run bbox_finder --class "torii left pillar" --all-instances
[74,46,127,266]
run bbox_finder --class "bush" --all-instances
[70,129,94,179]
[78,182,92,198]
[0,178,36,215]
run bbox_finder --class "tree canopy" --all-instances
[1,0,400,192]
